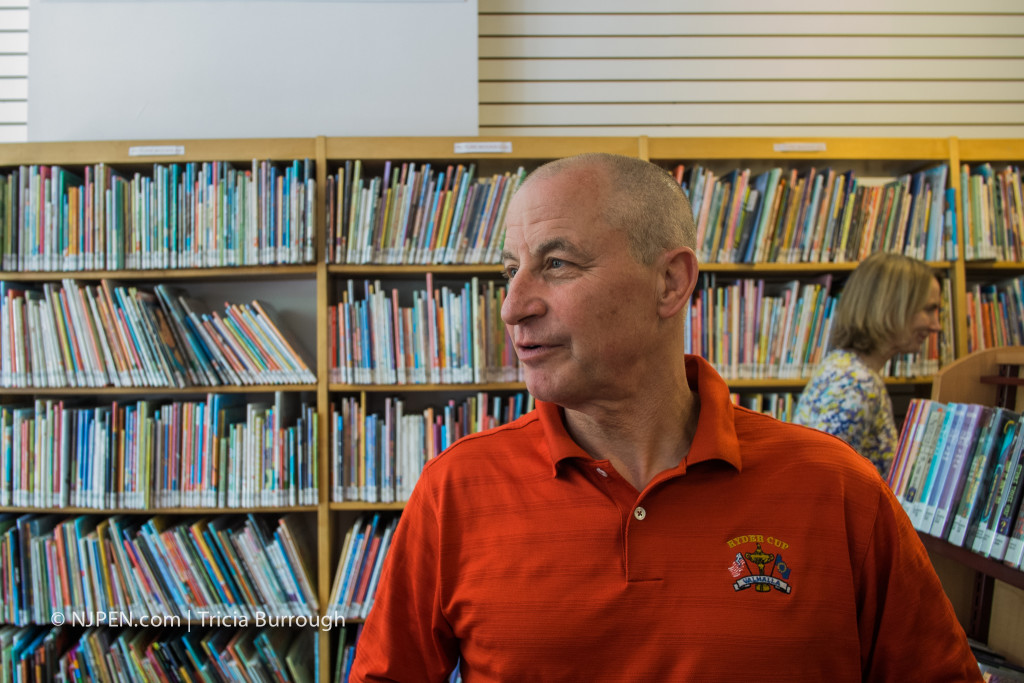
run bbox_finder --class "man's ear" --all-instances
[657,246,699,319]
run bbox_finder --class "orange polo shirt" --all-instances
[350,356,981,682]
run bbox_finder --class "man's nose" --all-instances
[501,271,545,326]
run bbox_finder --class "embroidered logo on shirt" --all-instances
[725,535,793,594]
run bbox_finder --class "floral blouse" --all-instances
[793,349,897,476]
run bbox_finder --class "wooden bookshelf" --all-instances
[927,346,1024,660]
[1,134,1022,680]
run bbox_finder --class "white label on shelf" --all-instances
[454,141,513,154]
[772,142,827,153]
[128,145,186,157]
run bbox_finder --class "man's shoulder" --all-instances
[733,405,882,480]
[423,409,546,473]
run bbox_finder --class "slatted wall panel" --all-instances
[0,0,27,142]
[479,0,1024,137]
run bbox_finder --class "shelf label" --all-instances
[454,141,512,154]
[773,142,827,153]
[129,145,186,157]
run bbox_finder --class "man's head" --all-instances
[524,153,698,262]
[500,153,699,407]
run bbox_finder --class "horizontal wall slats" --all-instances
[0,7,27,29]
[0,33,27,53]
[0,78,26,99]
[480,37,1024,58]
[479,125,1024,137]
[0,1,26,141]
[0,56,27,77]
[479,4,1024,137]
[481,103,1024,126]
[480,58,1024,81]
[480,0,1024,13]
[480,81,1021,104]
[480,14,1024,36]
[0,100,26,123]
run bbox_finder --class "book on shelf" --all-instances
[920,403,984,535]
[328,513,400,621]
[685,274,843,380]
[327,160,525,265]
[28,624,316,683]
[900,402,948,521]
[1,393,318,511]
[989,433,1024,562]
[972,420,1024,558]
[679,161,952,265]
[331,392,535,504]
[0,512,319,625]
[331,275,520,386]
[927,404,989,538]
[947,408,1015,547]
[961,162,1023,263]
[891,396,1024,568]
[887,398,931,498]
[0,158,316,272]
[2,278,316,389]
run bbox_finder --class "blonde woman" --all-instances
[794,252,942,476]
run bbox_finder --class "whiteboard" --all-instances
[28,0,479,141]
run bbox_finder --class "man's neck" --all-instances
[562,386,700,492]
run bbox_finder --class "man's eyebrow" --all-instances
[502,237,591,263]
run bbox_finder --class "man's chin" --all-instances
[523,375,567,405]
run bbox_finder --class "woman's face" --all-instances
[891,277,943,355]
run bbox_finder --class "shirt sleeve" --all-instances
[348,469,459,682]
[856,484,984,683]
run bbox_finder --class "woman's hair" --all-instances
[830,252,938,355]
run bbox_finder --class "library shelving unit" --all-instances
[955,139,1024,358]
[643,136,957,418]
[924,346,1024,664]
[1,134,1022,679]
[0,138,327,681]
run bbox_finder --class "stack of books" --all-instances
[0,280,316,389]
[331,391,534,503]
[890,399,1024,569]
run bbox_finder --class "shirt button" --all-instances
[595,467,608,477]
[633,506,646,520]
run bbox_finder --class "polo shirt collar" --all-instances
[537,355,743,477]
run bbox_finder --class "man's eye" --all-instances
[503,266,518,280]
[549,258,564,269]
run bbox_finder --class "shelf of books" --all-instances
[1,135,1021,680]
[644,136,956,384]
[0,138,330,682]
[955,139,1024,364]
[889,346,1024,664]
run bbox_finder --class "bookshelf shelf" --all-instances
[0,265,318,282]
[2,384,319,396]
[981,376,1024,387]
[918,533,1024,593]
[1,134,1021,680]
[0,505,320,515]
[921,345,1024,658]
[329,382,528,392]
[327,264,505,276]
[964,262,1024,274]
[330,502,406,512]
